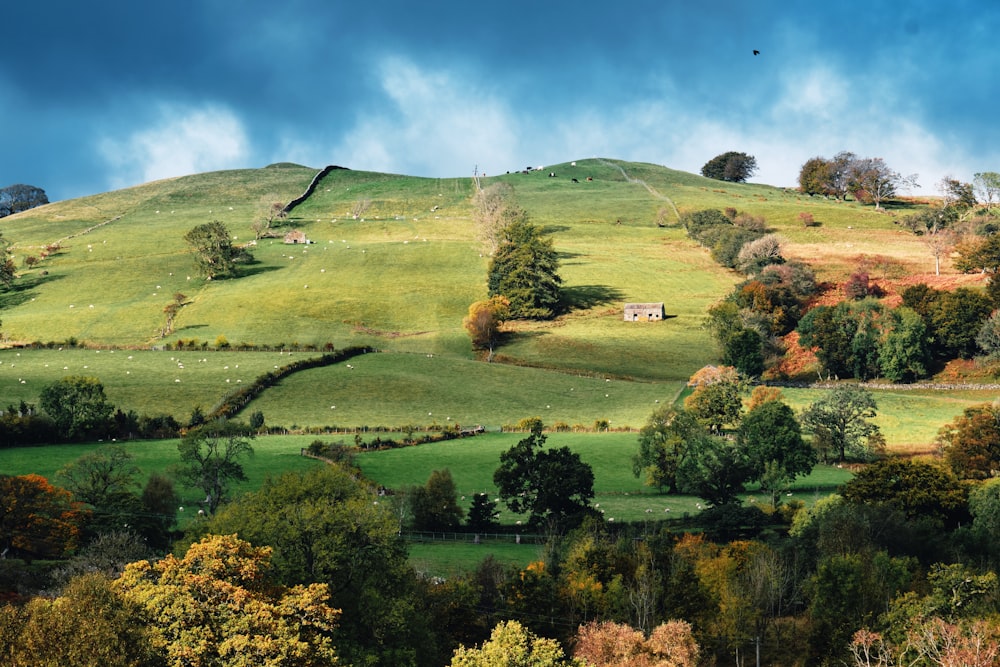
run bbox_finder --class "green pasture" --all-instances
[407,540,545,578]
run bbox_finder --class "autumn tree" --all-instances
[683,377,743,434]
[494,421,595,528]
[160,292,188,337]
[848,157,919,210]
[451,620,580,667]
[464,295,510,361]
[800,385,883,463]
[183,220,252,279]
[175,420,254,514]
[937,403,1000,480]
[573,620,700,667]
[39,375,116,441]
[974,171,1000,211]
[118,533,340,666]
[472,182,528,254]
[701,151,758,183]
[0,474,86,560]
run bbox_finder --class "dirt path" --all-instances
[598,159,680,222]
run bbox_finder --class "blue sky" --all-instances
[2,0,997,201]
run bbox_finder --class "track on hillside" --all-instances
[597,159,680,221]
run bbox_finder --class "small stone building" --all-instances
[624,302,665,322]
[284,229,309,244]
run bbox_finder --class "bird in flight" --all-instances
[753,50,760,55]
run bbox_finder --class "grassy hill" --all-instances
[0,158,989,446]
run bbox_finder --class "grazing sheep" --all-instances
[571,178,579,183]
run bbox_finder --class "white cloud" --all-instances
[99,104,250,189]
[332,57,522,177]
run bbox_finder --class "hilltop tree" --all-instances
[487,218,562,319]
[798,156,835,196]
[701,151,758,183]
[39,375,116,441]
[847,157,918,210]
[183,220,252,279]
[175,420,254,514]
[974,171,1000,211]
[0,183,48,217]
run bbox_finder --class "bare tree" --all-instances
[251,195,287,239]
[472,182,527,254]
[849,157,918,210]
[161,292,189,337]
[350,198,372,219]
[974,172,1000,212]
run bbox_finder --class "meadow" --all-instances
[0,157,992,532]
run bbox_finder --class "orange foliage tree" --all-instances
[0,474,86,561]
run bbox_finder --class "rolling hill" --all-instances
[0,158,985,438]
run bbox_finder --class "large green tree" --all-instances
[206,464,430,667]
[409,468,465,531]
[937,403,1000,480]
[800,385,883,463]
[840,458,967,528]
[183,220,252,279]
[633,406,702,493]
[487,219,562,319]
[175,420,254,514]
[494,421,595,528]
[738,401,815,507]
[0,184,48,218]
[39,376,115,441]
[701,151,758,183]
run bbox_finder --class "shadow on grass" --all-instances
[541,224,571,235]
[0,273,65,309]
[560,284,626,311]
[239,264,283,278]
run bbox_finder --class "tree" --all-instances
[954,234,1000,274]
[118,533,340,667]
[937,403,1000,480]
[847,157,918,210]
[701,151,758,183]
[206,465,429,667]
[683,379,743,434]
[160,292,188,337]
[0,184,48,217]
[736,233,784,275]
[451,620,580,667]
[175,420,254,514]
[930,287,994,359]
[57,445,142,537]
[572,620,700,667]
[878,306,929,382]
[632,406,702,493]
[799,156,835,196]
[939,176,977,212]
[722,328,765,377]
[467,493,500,532]
[840,458,967,527]
[410,468,465,531]
[800,385,883,463]
[251,194,288,239]
[0,573,160,667]
[183,220,252,279]
[472,182,528,254]
[974,171,1000,211]
[493,421,595,528]
[464,295,510,361]
[487,219,562,319]
[677,436,750,506]
[0,474,85,560]
[738,401,815,506]
[39,375,115,440]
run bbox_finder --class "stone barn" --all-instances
[624,302,665,322]
[284,229,309,244]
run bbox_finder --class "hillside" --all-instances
[0,158,981,432]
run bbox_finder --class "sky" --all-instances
[2,0,998,202]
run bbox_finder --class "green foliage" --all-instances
[683,380,743,433]
[487,219,562,319]
[840,458,967,527]
[39,375,115,441]
[930,287,994,359]
[493,421,595,528]
[700,151,758,183]
[722,328,764,377]
[878,307,930,382]
[205,465,426,667]
[175,420,254,514]
[738,401,815,506]
[800,385,883,463]
[676,436,750,506]
[410,468,465,531]
[633,406,702,493]
[183,220,251,279]
[466,493,500,532]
